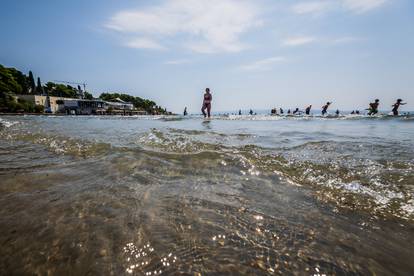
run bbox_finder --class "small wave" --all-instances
[1,129,111,158]
[135,128,222,153]
[0,118,19,128]
[2,118,413,221]
[134,129,414,219]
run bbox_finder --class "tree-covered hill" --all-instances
[99,92,167,114]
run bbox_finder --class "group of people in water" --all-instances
[271,105,318,115]
[270,102,336,116]
[183,88,407,117]
[367,99,407,116]
[271,99,407,116]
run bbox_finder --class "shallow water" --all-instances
[0,114,413,275]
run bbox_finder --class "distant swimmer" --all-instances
[355,110,360,115]
[305,105,312,115]
[239,109,242,115]
[249,109,254,115]
[392,99,406,116]
[335,109,340,115]
[293,108,300,115]
[201,88,212,118]
[271,108,276,115]
[183,107,188,116]
[322,102,331,115]
[287,109,291,114]
[367,99,379,115]
[280,108,284,114]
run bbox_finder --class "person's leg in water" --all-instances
[206,103,211,118]
[201,104,207,118]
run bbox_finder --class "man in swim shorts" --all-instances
[368,99,380,115]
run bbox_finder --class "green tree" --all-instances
[44,82,78,98]
[98,92,167,114]
[36,77,44,95]
[8,68,28,94]
[28,71,35,94]
[83,91,93,100]
[0,65,22,94]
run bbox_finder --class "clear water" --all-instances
[0,114,413,275]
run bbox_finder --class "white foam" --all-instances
[0,118,18,128]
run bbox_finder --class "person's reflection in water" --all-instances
[202,120,212,130]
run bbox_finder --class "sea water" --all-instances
[0,114,413,275]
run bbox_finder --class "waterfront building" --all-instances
[63,99,106,115]
[17,95,146,115]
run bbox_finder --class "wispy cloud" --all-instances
[341,0,388,13]
[239,56,286,71]
[282,36,316,47]
[106,0,262,53]
[125,37,166,50]
[292,0,388,15]
[292,1,333,15]
[164,59,191,65]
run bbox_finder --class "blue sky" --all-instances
[1,0,413,113]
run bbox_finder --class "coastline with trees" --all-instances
[0,64,170,115]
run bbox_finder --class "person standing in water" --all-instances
[305,105,312,115]
[322,102,331,115]
[392,99,406,116]
[183,107,188,116]
[239,109,242,115]
[201,88,212,118]
[368,99,380,115]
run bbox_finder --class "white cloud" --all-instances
[125,37,166,50]
[239,56,286,71]
[106,0,262,53]
[292,0,388,15]
[342,0,388,13]
[164,59,191,65]
[292,1,333,15]
[282,36,316,46]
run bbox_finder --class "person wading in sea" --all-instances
[392,99,406,116]
[305,105,312,115]
[201,88,212,118]
[367,99,380,115]
[322,102,331,115]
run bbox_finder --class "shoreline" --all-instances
[0,113,174,116]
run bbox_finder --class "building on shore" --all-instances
[17,95,147,115]
[63,99,106,115]
[17,95,70,114]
